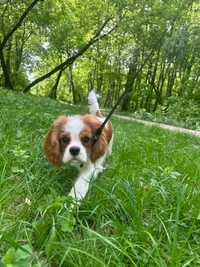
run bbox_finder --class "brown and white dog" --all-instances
[44,90,113,203]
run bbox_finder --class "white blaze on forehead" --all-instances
[64,116,84,137]
[62,116,88,163]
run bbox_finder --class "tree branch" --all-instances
[0,0,41,51]
[23,18,117,93]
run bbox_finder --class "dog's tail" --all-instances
[88,90,101,116]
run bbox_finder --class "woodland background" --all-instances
[0,0,200,126]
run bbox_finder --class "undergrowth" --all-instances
[129,96,200,130]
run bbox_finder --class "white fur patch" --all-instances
[64,116,84,135]
[68,154,108,202]
[68,161,95,201]
[62,116,87,163]
[88,90,100,115]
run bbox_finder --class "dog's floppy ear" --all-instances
[44,116,67,167]
[91,131,108,162]
[91,121,112,162]
[82,114,112,162]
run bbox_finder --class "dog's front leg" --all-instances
[68,162,95,202]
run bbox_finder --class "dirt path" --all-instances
[113,114,200,138]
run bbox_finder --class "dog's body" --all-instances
[44,91,113,203]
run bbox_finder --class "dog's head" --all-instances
[44,115,112,166]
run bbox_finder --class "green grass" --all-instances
[0,88,200,266]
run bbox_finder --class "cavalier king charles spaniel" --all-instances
[44,90,113,204]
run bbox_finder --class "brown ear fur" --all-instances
[82,115,112,162]
[91,121,112,162]
[91,131,108,162]
[44,116,67,167]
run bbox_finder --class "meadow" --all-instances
[0,89,200,266]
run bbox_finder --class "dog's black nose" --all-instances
[69,146,80,156]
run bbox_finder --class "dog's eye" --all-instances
[81,136,90,145]
[61,136,70,145]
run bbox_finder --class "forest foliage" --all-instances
[0,0,200,114]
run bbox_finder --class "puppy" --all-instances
[44,90,113,203]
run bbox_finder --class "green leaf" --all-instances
[2,245,32,267]
[59,212,76,233]
[15,245,32,260]
[2,248,16,265]
[45,218,58,256]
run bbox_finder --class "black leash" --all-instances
[92,49,155,144]
[92,89,128,144]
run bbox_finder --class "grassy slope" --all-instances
[0,89,200,266]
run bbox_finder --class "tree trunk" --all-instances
[87,72,94,93]
[49,67,63,99]
[68,65,77,104]
[166,64,177,97]
[0,49,13,89]
[120,48,156,112]
[6,39,12,78]
[178,55,194,97]
[121,61,137,111]
[104,81,115,107]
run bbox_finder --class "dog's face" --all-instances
[44,115,112,167]
[61,116,91,164]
